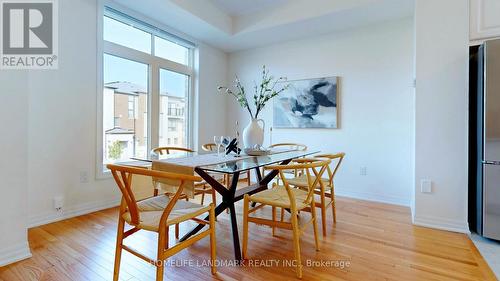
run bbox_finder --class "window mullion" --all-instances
[188,49,194,149]
[150,62,160,151]
[103,41,192,76]
[155,57,192,76]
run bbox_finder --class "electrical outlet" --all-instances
[54,196,64,211]
[421,179,432,193]
[360,166,367,176]
[80,171,89,183]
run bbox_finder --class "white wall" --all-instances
[227,19,415,206]
[27,0,119,226]
[0,72,32,266]
[195,44,228,149]
[24,0,229,226]
[413,0,469,233]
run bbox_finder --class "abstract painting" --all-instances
[273,77,339,128]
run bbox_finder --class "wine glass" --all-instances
[214,136,222,156]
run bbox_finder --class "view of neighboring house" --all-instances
[103,81,186,163]
[159,94,186,147]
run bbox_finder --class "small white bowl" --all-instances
[244,148,270,156]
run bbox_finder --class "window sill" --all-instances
[96,169,112,180]
[97,160,152,180]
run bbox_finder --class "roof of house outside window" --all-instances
[105,81,183,99]
[105,81,146,96]
[105,127,135,134]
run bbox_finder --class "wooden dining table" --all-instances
[132,149,319,261]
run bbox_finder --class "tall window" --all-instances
[100,7,194,171]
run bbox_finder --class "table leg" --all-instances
[180,170,243,260]
[228,202,241,260]
[179,202,227,242]
[180,160,292,260]
[255,167,262,182]
[226,172,241,260]
[179,168,229,242]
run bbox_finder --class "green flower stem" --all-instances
[218,65,289,119]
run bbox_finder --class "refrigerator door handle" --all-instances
[482,160,500,165]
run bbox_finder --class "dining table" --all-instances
[132,149,319,261]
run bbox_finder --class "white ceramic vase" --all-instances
[242,118,265,148]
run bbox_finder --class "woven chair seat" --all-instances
[248,185,310,209]
[122,195,210,231]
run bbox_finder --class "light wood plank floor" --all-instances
[0,196,496,281]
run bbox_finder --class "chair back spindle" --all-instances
[315,153,345,186]
[110,169,140,225]
[266,158,331,208]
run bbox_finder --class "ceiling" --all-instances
[114,0,414,52]
[209,0,291,16]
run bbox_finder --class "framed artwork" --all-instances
[273,76,339,128]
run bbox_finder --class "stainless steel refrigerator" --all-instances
[469,39,500,240]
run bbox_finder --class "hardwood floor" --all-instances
[0,196,496,281]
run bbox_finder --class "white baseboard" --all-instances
[26,189,468,237]
[29,197,121,228]
[332,189,469,234]
[413,215,470,234]
[335,187,410,207]
[0,241,32,267]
